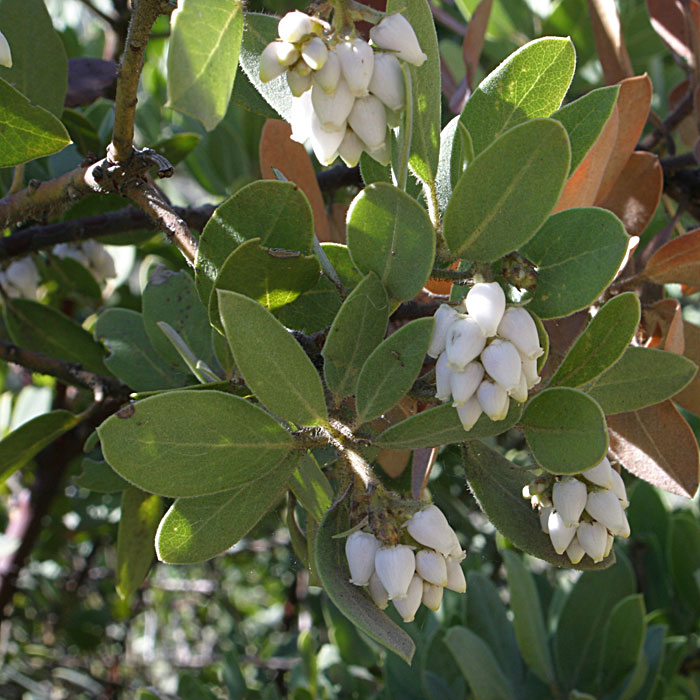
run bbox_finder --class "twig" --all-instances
[316,164,363,191]
[428,0,466,35]
[75,0,119,29]
[660,152,698,172]
[109,0,175,163]
[639,91,694,152]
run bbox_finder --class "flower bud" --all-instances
[259,42,287,83]
[481,339,522,393]
[287,69,312,96]
[610,468,628,507]
[369,13,427,66]
[450,361,484,407]
[289,91,313,144]
[313,49,341,93]
[348,95,387,151]
[5,258,39,299]
[338,128,364,167]
[445,557,467,593]
[522,357,541,389]
[374,545,416,600]
[82,240,116,281]
[566,535,585,564]
[415,549,448,586]
[548,510,577,554]
[276,41,300,67]
[496,307,543,361]
[294,59,313,77]
[445,317,486,371]
[466,282,506,338]
[422,581,444,611]
[435,351,452,402]
[539,505,552,534]
[336,38,374,97]
[576,521,608,562]
[581,456,614,490]
[278,11,312,43]
[301,36,328,70]
[368,52,405,111]
[585,490,630,538]
[369,571,389,609]
[309,111,345,165]
[552,477,587,527]
[311,79,354,131]
[345,531,380,585]
[0,29,12,68]
[509,370,529,403]
[393,574,423,621]
[476,380,509,421]
[427,304,461,358]
[406,505,456,556]
[456,396,483,430]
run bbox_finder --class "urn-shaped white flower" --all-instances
[313,49,341,93]
[548,510,578,554]
[348,95,387,151]
[586,490,630,537]
[289,91,313,144]
[0,29,12,68]
[476,380,509,421]
[368,571,389,609]
[393,574,423,622]
[509,370,529,403]
[552,478,587,527]
[301,36,328,70]
[336,38,374,97]
[445,557,467,593]
[287,69,312,97]
[445,317,486,371]
[311,79,354,131]
[581,457,614,489]
[406,505,456,556]
[565,535,585,565]
[521,357,541,389]
[450,361,484,407]
[435,351,452,402]
[610,468,629,508]
[576,521,608,562]
[496,307,543,360]
[278,11,313,43]
[539,505,553,534]
[456,396,483,430]
[338,128,364,167]
[345,531,380,585]
[275,41,300,67]
[308,112,346,165]
[422,581,444,611]
[415,549,448,586]
[369,13,427,66]
[368,52,405,111]
[374,545,416,600]
[5,258,39,299]
[259,42,287,82]
[481,339,522,392]
[427,303,461,358]
[466,282,506,337]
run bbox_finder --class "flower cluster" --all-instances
[53,241,116,284]
[0,258,40,300]
[524,457,630,564]
[345,504,466,622]
[428,282,544,430]
[259,11,426,166]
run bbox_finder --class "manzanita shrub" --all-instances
[1,0,700,695]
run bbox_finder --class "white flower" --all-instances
[309,111,346,165]
[82,240,116,281]
[548,510,577,554]
[481,339,522,392]
[456,396,483,430]
[466,282,506,338]
[366,139,391,165]
[336,38,375,97]
[604,532,614,558]
[0,29,12,68]
[345,531,380,585]
[427,304,461,358]
[445,317,486,371]
[287,69,312,97]
[393,574,423,621]
[539,505,552,534]
[311,79,354,132]
[368,52,405,111]
[576,521,608,562]
[581,457,614,490]
[374,545,416,600]
[610,468,629,508]
[415,549,448,586]
[275,41,300,67]
[338,128,364,167]
[450,361,484,407]
[521,356,541,389]
[278,11,313,43]
[566,535,585,564]
[406,505,456,556]
[445,557,467,593]
[435,351,452,402]
[289,91,313,144]
[369,571,389,609]
[496,307,543,361]
[552,477,587,527]
[348,95,387,151]
[422,581,443,611]
[585,490,630,538]
[4,258,40,299]
[476,380,509,421]
[313,50,341,93]
[369,13,427,67]
[509,371,528,403]
[301,36,328,70]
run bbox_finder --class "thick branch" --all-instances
[109,0,174,163]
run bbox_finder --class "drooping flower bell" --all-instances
[369,13,427,66]
[0,29,12,68]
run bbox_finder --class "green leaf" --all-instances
[549,293,640,388]
[0,0,68,116]
[360,151,392,186]
[167,0,244,131]
[375,401,522,450]
[0,410,80,483]
[667,511,700,614]
[502,550,555,685]
[0,78,71,167]
[322,273,389,400]
[519,208,629,319]
[156,453,298,563]
[521,387,608,473]
[116,487,162,599]
[347,183,436,301]
[74,459,129,493]
[460,37,575,156]
[275,277,341,334]
[231,66,280,118]
[386,0,441,185]
[142,269,215,374]
[314,504,415,664]
[552,85,619,174]
[289,453,333,522]
[443,118,570,262]
[634,625,668,700]
[61,108,101,157]
[553,552,636,694]
[238,13,293,121]
[153,132,202,167]
[461,441,613,570]
[210,238,320,331]
[218,290,328,426]
[444,627,516,700]
[5,299,108,375]
[356,318,433,423]
[597,595,646,694]
[98,391,294,497]
[435,116,472,214]
[196,180,314,305]
[94,308,189,391]
[581,347,697,415]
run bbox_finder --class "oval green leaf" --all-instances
[98,391,294,497]
[549,292,641,388]
[443,118,571,262]
[521,387,608,473]
[347,183,436,301]
[435,116,472,214]
[356,318,434,423]
[289,453,333,523]
[520,207,629,319]
[218,290,328,425]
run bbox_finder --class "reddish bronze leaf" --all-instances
[463,0,493,92]
[598,152,662,236]
[327,203,348,244]
[643,298,685,353]
[541,311,589,380]
[645,228,700,286]
[65,58,117,108]
[587,0,634,85]
[377,448,412,478]
[608,401,700,498]
[675,321,700,415]
[647,0,694,64]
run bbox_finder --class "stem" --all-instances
[8,164,25,195]
[395,66,414,192]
